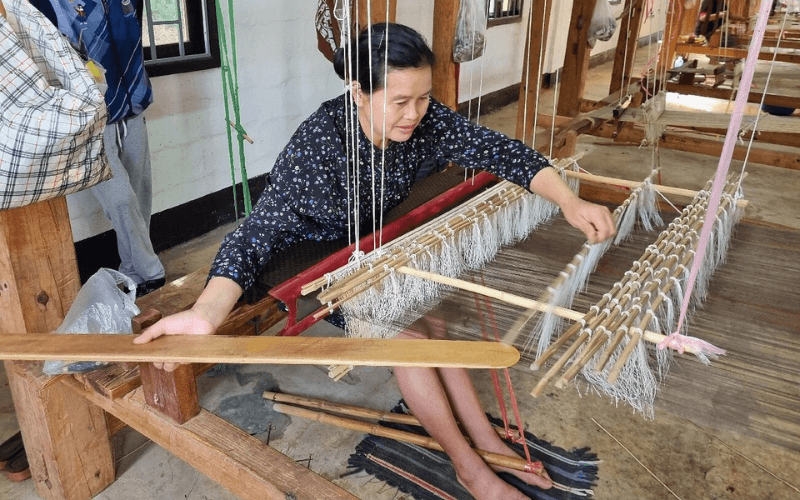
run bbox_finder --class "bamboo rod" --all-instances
[272,403,545,475]
[563,170,749,207]
[263,390,418,426]
[395,265,700,356]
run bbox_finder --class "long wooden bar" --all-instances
[0,334,521,369]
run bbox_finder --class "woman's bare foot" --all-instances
[481,438,553,490]
[456,459,533,500]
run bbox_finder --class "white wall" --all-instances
[68,0,664,243]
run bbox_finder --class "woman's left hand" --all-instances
[561,197,616,244]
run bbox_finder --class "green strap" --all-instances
[215,0,252,217]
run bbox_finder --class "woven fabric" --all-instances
[346,402,599,500]
[0,0,109,211]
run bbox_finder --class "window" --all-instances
[487,0,524,27]
[141,0,221,77]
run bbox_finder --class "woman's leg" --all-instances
[393,363,533,500]
[393,316,550,499]
[435,366,552,489]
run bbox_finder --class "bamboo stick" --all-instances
[263,390,418,426]
[272,403,545,475]
[563,170,749,208]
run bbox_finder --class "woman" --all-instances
[136,23,614,499]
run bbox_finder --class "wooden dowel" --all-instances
[272,403,545,475]
[563,170,749,207]
[263,391,418,426]
[607,329,643,384]
[531,330,590,398]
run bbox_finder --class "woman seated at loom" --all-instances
[135,23,614,499]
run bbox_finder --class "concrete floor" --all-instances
[2,49,800,500]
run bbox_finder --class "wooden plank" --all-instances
[0,334,521,369]
[431,0,459,109]
[557,0,597,117]
[609,0,646,96]
[60,378,358,500]
[666,82,800,109]
[674,42,800,64]
[587,123,800,170]
[515,0,551,144]
[0,198,114,500]
[357,0,396,28]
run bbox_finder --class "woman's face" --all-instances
[354,65,432,149]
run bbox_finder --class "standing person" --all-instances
[135,23,615,499]
[31,0,166,297]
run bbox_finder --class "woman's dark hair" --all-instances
[333,23,435,93]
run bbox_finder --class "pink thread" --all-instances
[672,0,773,340]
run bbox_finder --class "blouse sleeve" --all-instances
[208,109,346,292]
[208,180,310,292]
[425,100,551,190]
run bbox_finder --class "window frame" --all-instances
[486,0,525,27]
[141,0,221,77]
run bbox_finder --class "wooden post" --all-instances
[515,0,552,145]
[557,0,598,117]
[662,0,702,72]
[0,198,114,500]
[357,0,397,28]
[609,0,646,97]
[432,0,460,110]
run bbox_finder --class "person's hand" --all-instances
[561,197,616,244]
[133,309,217,372]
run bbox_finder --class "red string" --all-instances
[471,272,536,471]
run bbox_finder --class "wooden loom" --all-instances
[1,1,797,500]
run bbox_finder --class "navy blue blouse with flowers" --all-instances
[209,94,551,292]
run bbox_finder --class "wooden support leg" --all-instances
[5,362,114,500]
[557,0,598,118]
[138,363,200,424]
[0,198,114,500]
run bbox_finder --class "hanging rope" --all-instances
[215,0,252,217]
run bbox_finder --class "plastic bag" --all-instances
[453,0,488,63]
[42,268,140,375]
[588,0,617,47]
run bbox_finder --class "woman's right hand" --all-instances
[133,276,244,371]
[133,308,217,371]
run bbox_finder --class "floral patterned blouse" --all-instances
[209,94,551,292]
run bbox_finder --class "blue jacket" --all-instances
[31,0,152,123]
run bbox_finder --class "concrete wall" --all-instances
[68,0,664,243]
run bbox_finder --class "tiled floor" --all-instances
[2,49,800,500]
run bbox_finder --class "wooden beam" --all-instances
[0,197,114,500]
[587,123,800,170]
[356,0,397,28]
[431,0,460,109]
[662,0,702,71]
[665,82,800,110]
[0,334,522,369]
[61,379,358,500]
[557,0,598,117]
[515,0,551,144]
[609,0,646,96]
[674,42,800,64]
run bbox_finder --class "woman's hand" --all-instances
[528,167,616,244]
[560,197,616,244]
[133,309,217,371]
[133,276,243,372]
